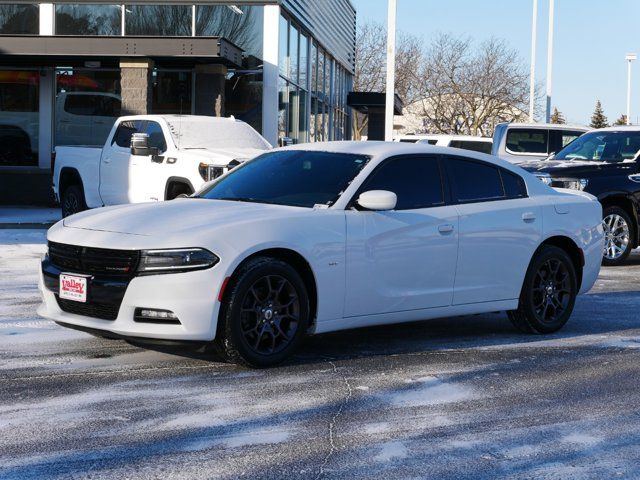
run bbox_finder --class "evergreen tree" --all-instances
[550,107,566,124]
[590,100,609,129]
[613,114,628,126]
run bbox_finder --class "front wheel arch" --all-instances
[219,248,318,334]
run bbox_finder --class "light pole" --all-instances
[545,0,555,123]
[626,53,637,125]
[385,0,397,141]
[529,0,538,122]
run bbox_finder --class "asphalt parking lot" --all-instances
[2,229,640,479]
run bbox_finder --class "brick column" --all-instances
[194,64,228,116]
[119,58,154,115]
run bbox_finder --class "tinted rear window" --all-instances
[501,170,527,198]
[506,129,548,154]
[447,158,504,202]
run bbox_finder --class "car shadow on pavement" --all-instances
[133,289,640,368]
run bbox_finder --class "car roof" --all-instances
[417,135,492,142]
[280,141,512,166]
[589,125,640,132]
[117,114,244,124]
[498,122,590,131]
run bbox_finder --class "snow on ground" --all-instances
[2,230,640,479]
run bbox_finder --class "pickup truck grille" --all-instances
[48,242,140,277]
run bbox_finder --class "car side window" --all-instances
[144,121,167,152]
[359,156,444,210]
[505,128,548,154]
[64,95,96,116]
[501,170,527,199]
[449,140,493,154]
[112,120,142,148]
[446,157,505,203]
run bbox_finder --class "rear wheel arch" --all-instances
[59,167,84,199]
[220,248,318,331]
[535,236,584,291]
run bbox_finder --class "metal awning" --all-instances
[0,35,243,67]
[347,92,403,115]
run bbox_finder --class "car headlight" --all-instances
[534,173,553,185]
[138,248,219,275]
[562,179,589,191]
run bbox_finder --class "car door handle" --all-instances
[438,224,455,234]
[522,212,537,222]
[103,158,111,164]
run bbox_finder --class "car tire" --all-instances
[602,206,634,267]
[214,257,310,367]
[508,245,577,334]
[61,184,87,218]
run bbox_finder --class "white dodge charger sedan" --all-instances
[38,142,603,367]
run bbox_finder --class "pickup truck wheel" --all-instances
[508,245,577,334]
[602,206,634,266]
[61,185,87,218]
[214,257,310,368]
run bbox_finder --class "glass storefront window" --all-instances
[311,42,318,96]
[151,70,192,115]
[299,34,308,90]
[298,89,308,142]
[225,71,263,134]
[125,5,191,36]
[0,70,39,166]
[55,4,121,35]
[0,4,38,34]
[289,24,299,84]
[54,69,121,147]
[278,15,289,78]
[278,77,288,144]
[196,5,263,63]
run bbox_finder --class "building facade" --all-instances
[0,0,355,203]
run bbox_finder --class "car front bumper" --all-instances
[38,255,225,342]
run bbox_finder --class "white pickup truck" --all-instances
[53,115,272,217]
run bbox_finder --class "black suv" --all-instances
[521,128,640,266]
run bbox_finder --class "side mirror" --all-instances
[130,133,159,158]
[357,190,397,211]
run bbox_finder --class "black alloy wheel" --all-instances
[61,184,87,218]
[508,245,577,334]
[215,257,310,367]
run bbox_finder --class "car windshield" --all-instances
[198,150,370,208]
[554,131,640,163]
[165,117,272,150]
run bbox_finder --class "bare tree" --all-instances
[352,21,423,139]
[415,34,535,136]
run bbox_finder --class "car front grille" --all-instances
[48,242,140,277]
[56,297,120,321]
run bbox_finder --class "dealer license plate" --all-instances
[59,273,89,303]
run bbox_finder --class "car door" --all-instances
[344,155,459,317]
[443,155,543,305]
[99,119,143,205]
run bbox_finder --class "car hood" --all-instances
[62,198,305,236]
[520,158,636,176]
[178,147,267,166]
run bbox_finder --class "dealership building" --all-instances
[0,0,356,203]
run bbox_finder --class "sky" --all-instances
[350,0,640,126]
